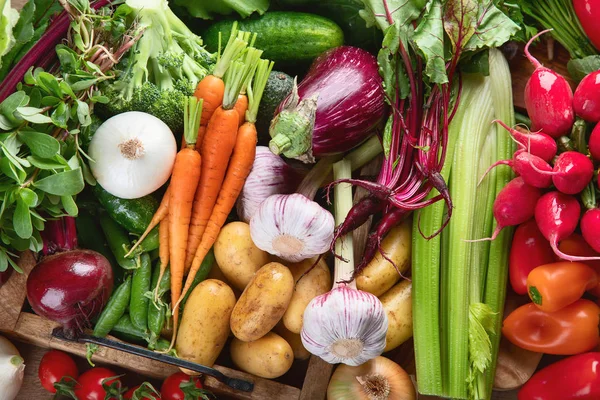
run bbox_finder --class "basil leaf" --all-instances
[567,56,600,82]
[14,198,33,239]
[19,188,38,207]
[61,195,78,216]
[33,168,85,196]
[18,131,60,158]
[27,155,68,170]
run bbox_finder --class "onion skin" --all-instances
[26,250,113,337]
[271,46,385,161]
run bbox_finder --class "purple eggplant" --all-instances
[269,46,385,163]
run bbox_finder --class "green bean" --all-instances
[130,253,152,330]
[110,314,149,344]
[147,262,168,350]
[93,276,132,338]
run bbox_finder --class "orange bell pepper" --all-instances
[527,261,598,312]
[502,299,600,355]
[559,234,600,297]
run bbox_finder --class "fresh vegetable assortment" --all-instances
[3,0,600,399]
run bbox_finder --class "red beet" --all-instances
[573,71,600,122]
[535,191,600,261]
[494,120,557,162]
[581,208,600,253]
[590,122,600,161]
[27,250,113,338]
[524,30,575,138]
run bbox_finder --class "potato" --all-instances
[273,322,311,360]
[176,279,236,368]
[283,258,331,333]
[379,280,412,352]
[214,222,271,291]
[206,263,242,299]
[230,262,294,342]
[230,332,294,378]
[356,219,412,296]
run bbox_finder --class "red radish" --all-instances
[573,71,600,122]
[479,150,553,188]
[494,120,557,162]
[573,0,600,50]
[524,30,575,138]
[470,177,541,242]
[589,122,600,161]
[531,151,594,194]
[581,208,600,253]
[27,250,114,338]
[535,191,600,261]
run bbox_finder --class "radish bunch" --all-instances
[478,30,600,260]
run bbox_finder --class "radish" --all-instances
[494,120,557,162]
[479,150,553,188]
[531,151,594,194]
[589,122,600,161]
[470,177,541,241]
[524,30,575,138]
[573,70,600,122]
[581,208,600,253]
[535,191,600,261]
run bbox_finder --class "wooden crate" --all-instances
[0,251,333,400]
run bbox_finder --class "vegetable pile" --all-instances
[3,0,600,399]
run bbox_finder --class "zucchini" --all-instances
[256,70,294,141]
[93,184,159,235]
[202,12,343,65]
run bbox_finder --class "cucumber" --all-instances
[93,184,159,235]
[256,70,294,141]
[202,12,344,65]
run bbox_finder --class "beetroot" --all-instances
[494,120,557,162]
[535,191,600,261]
[590,122,600,161]
[27,250,113,338]
[581,208,600,253]
[523,30,575,138]
[573,70,600,122]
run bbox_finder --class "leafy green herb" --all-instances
[568,55,600,82]
[174,0,269,19]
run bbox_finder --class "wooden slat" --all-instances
[298,356,333,400]
[8,313,302,400]
[0,251,36,331]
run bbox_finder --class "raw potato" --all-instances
[230,332,294,378]
[273,322,311,360]
[379,280,412,352]
[357,219,412,296]
[283,258,331,333]
[214,222,271,291]
[230,262,294,342]
[206,263,242,299]
[176,279,236,369]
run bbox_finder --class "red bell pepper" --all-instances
[518,352,600,400]
[510,220,555,295]
[502,299,600,355]
[574,0,600,50]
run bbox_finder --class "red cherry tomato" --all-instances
[75,367,121,400]
[161,372,203,400]
[124,384,157,400]
[38,350,79,393]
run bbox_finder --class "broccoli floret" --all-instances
[97,0,214,133]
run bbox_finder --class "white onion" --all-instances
[89,111,177,199]
[236,147,299,222]
[0,335,24,400]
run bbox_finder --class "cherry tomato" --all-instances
[161,372,203,400]
[75,367,122,400]
[124,384,158,400]
[503,299,600,355]
[38,350,79,393]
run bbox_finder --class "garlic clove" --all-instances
[301,284,388,366]
[250,193,334,262]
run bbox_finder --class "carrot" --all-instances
[154,215,169,303]
[168,96,203,350]
[179,59,274,308]
[232,47,260,127]
[125,187,170,257]
[233,94,248,126]
[184,53,263,271]
[194,75,225,128]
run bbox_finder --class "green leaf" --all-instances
[13,197,32,239]
[1,144,27,171]
[33,168,85,196]
[0,157,25,183]
[16,107,52,124]
[413,0,448,84]
[36,71,63,98]
[0,91,28,117]
[41,96,61,107]
[468,302,495,374]
[79,154,96,185]
[27,155,68,170]
[443,0,478,50]
[60,80,77,100]
[360,0,425,31]
[0,0,19,65]
[460,50,490,75]
[76,100,92,127]
[567,56,600,82]
[50,102,69,129]
[382,115,393,158]
[18,131,60,158]
[18,188,38,207]
[61,195,78,216]
[70,78,98,92]
[0,250,7,272]
[56,44,78,73]
[174,0,269,19]
[377,23,410,102]
[462,3,520,51]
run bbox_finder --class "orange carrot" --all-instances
[125,187,170,257]
[195,126,206,151]
[168,96,203,350]
[154,215,169,302]
[194,75,225,127]
[233,94,248,126]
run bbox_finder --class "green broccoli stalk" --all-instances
[97,0,215,133]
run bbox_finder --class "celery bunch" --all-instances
[412,49,516,399]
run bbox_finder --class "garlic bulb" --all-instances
[300,159,388,366]
[0,335,25,400]
[89,111,177,199]
[249,193,334,262]
[301,284,388,366]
